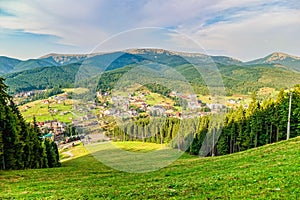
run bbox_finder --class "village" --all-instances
[96,90,230,119]
[17,88,248,145]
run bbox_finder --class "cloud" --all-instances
[0,0,109,45]
[189,4,300,60]
[0,0,112,58]
[153,0,300,60]
[0,0,300,60]
[0,8,15,17]
[0,28,82,59]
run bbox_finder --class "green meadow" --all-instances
[19,88,89,123]
[1,137,300,199]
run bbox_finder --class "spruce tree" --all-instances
[0,78,60,170]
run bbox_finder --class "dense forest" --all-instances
[0,78,60,170]
[4,63,81,94]
[107,85,300,156]
[96,63,300,97]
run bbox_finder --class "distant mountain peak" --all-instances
[39,53,88,65]
[266,52,300,62]
[245,51,300,72]
[40,53,87,58]
[123,48,170,54]
[123,48,209,58]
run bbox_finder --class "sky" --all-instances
[0,0,300,61]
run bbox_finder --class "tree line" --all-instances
[107,85,300,156]
[0,78,60,170]
[214,87,299,156]
[19,86,64,105]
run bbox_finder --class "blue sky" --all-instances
[0,0,300,61]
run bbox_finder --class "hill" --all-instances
[0,54,86,74]
[96,61,300,95]
[4,63,82,93]
[0,56,21,75]
[1,137,299,199]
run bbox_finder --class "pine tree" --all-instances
[0,78,60,170]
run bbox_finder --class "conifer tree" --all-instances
[0,78,60,170]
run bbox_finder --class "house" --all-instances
[42,100,50,104]
[149,105,166,116]
[169,91,177,97]
[176,112,182,118]
[187,101,201,110]
[24,105,31,110]
[188,94,197,99]
[207,104,226,111]
[103,110,111,115]
[227,99,236,104]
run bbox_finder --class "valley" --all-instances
[2,1,300,199]
[3,49,300,151]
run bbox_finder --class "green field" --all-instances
[145,92,174,106]
[19,88,89,123]
[19,99,75,123]
[1,137,300,199]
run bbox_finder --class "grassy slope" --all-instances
[1,138,300,199]
[19,99,74,123]
[19,88,88,123]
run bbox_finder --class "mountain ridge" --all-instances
[1,49,300,75]
[2,49,300,94]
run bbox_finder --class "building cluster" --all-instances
[25,90,244,143]
[14,90,43,98]
[35,120,66,135]
[97,91,228,119]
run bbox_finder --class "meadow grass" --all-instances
[1,137,300,199]
[20,100,74,123]
[62,88,89,94]
[19,88,89,123]
[145,93,174,106]
[113,141,166,152]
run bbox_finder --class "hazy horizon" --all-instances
[1,47,300,63]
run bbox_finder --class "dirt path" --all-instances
[60,151,74,162]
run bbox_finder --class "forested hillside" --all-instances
[0,56,21,75]
[0,78,60,170]
[4,63,81,93]
[96,62,300,95]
